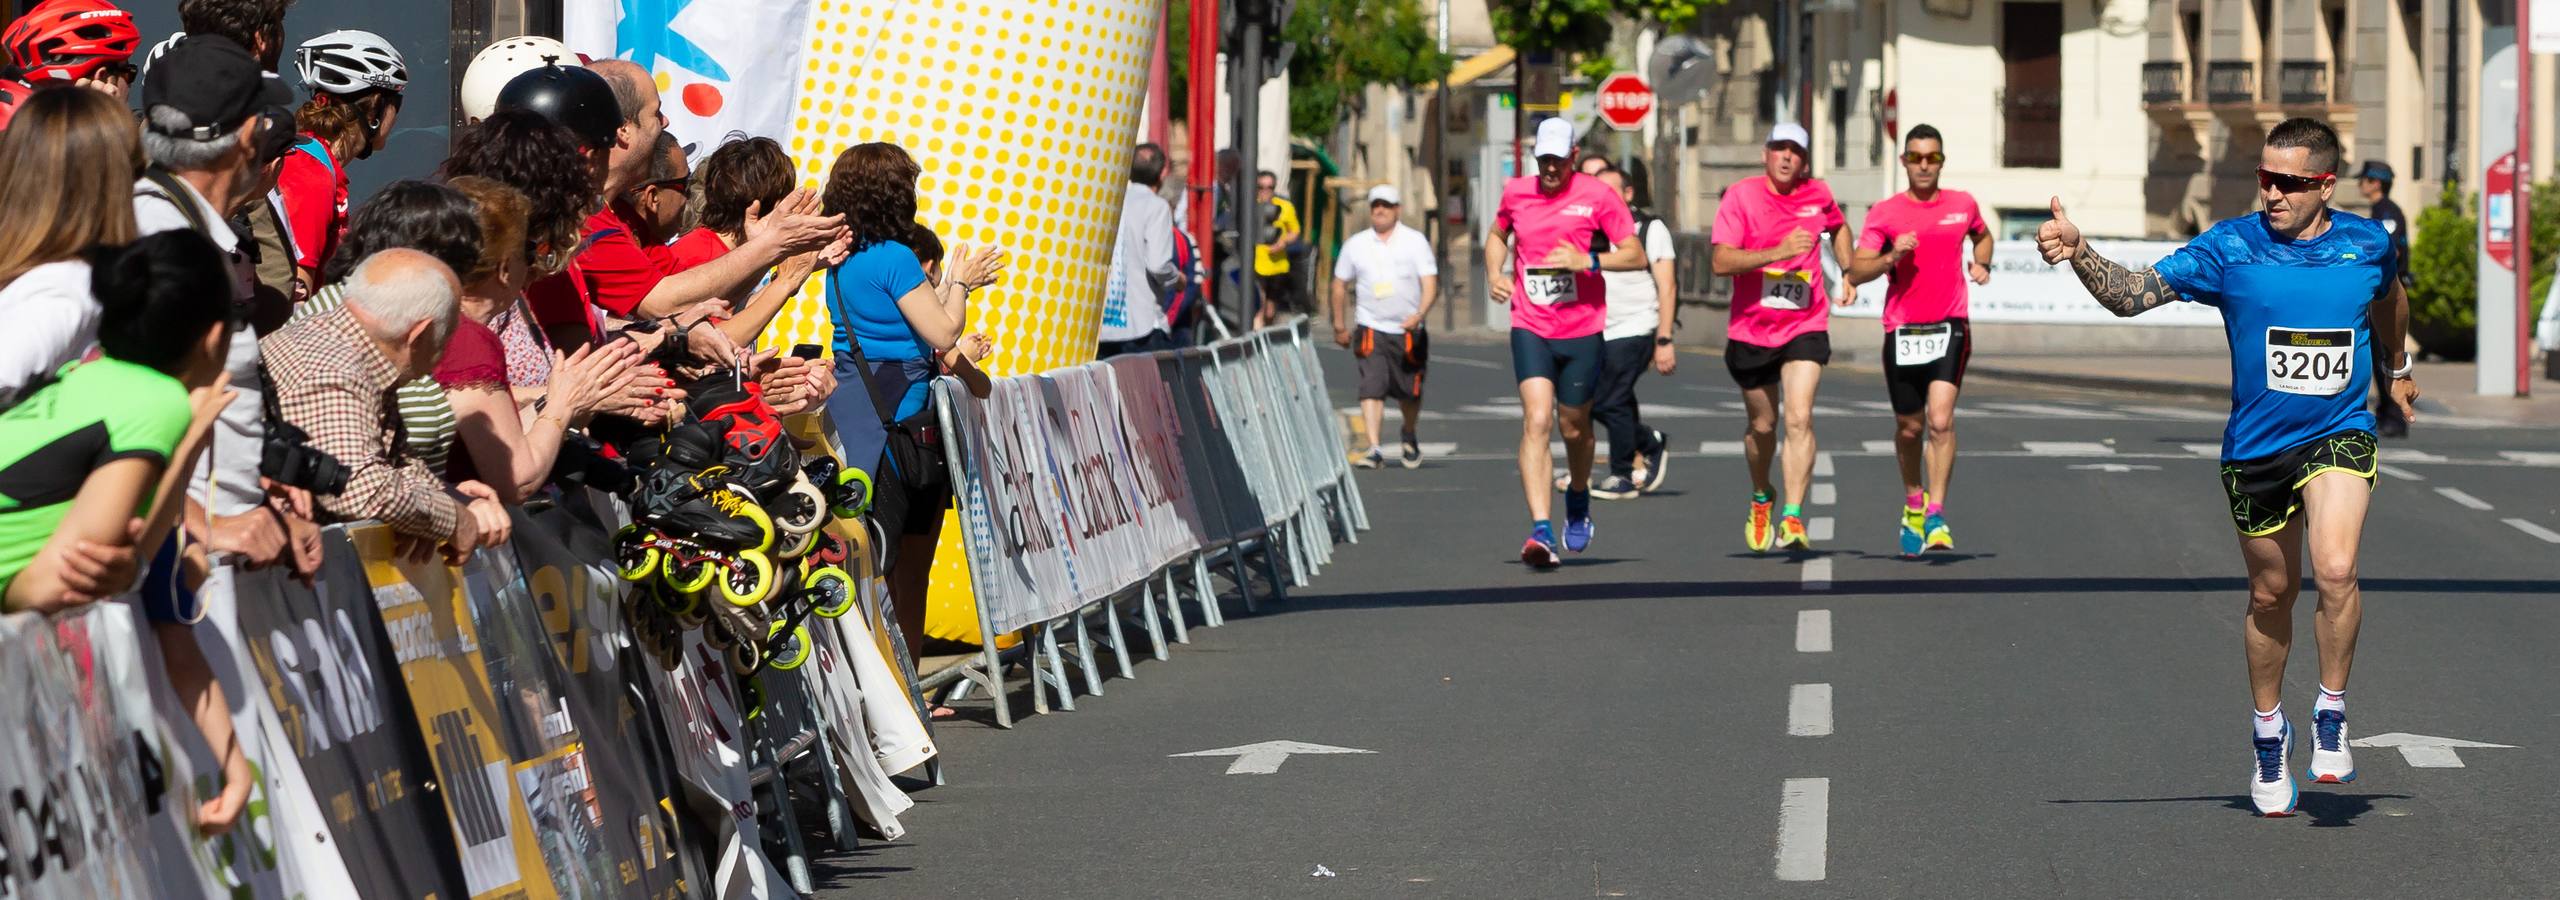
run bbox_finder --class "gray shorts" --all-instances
[1355,326,1424,401]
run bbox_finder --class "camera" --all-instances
[261,420,350,496]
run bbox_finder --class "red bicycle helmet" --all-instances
[3,0,140,86]
[0,76,27,132]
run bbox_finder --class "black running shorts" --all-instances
[2219,429,2378,537]
[1725,332,1832,390]
[1510,328,1603,407]
[1882,318,1971,415]
[1354,326,1425,402]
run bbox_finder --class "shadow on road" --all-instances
[1283,577,2560,610]
[2046,791,2411,828]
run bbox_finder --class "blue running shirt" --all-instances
[2152,210,2397,461]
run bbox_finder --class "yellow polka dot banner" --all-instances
[779,0,1156,644]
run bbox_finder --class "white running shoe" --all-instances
[2249,720,2298,817]
[2307,709,2355,784]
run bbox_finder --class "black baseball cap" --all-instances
[2354,160,2394,183]
[141,35,292,140]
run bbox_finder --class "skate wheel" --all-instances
[729,638,760,675]
[778,522,821,561]
[718,549,777,608]
[775,480,826,536]
[734,492,777,553]
[803,566,855,619]
[615,525,661,582]
[656,581,701,617]
[765,619,812,671]
[664,554,720,594]
[814,531,848,566]
[831,467,873,519]
[701,619,735,650]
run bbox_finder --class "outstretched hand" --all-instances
[2036,196,2083,265]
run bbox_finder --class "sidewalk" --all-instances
[1966,354,2560,428]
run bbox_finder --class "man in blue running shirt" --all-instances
[2037,118,2419,818]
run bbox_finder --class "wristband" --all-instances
[2386,357,2415,379]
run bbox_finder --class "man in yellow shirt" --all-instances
[1252,170,1301,328]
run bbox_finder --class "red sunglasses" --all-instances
[2256,168,2334,194]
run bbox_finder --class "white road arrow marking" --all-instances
[2066,463,2161,473]
[2348,733,2518,768]
[1170,740,1376,775]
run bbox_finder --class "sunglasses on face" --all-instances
[1901,151,1945,165]
[2256,167,2333,194]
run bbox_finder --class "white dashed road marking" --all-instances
[2182,444,2222,457]
[2433,487,2494,511]
[2499,451,2560,466]
[1775,778,1830,882]
[2380,448,2447,463]
[1813,451,1835,477]
[1800,558,1832,591]
[1808,517,1835,541]
[2023,442,2115,456]
[1787,684,1834,736]
[1796,610,1831,653]
[1810,484,1837,506]
[1862,440,1896,454]
[2504,519,2560,544]
[2378,464,2424,481]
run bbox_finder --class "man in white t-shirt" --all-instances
[1330,184,1438,469]
[1585,167,1678,497]
[1099,143,1181,357]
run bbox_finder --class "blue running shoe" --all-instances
[2307,709,2355,784]
[1520,525,1562,569]
[1564,513,1594,553]
[1924,512,1954,550]
[2249,721,2297,817]
[1898,505,1926,558]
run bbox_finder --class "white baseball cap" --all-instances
[1532,116,1575,160]
[1766,122,1811,151]
[1366,184,1401,206]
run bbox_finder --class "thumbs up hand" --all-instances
[2036,196,2083,265]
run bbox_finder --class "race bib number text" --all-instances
[1894,323,1952,366]
[1761,268,1812,310]
[2264,327,2354,396]
[1523,268,1577,306]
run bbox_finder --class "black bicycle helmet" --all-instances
[493,62,618,150]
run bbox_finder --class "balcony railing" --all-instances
[2276,60,2333,105]
[1996,87,2062,169]
[2142,60,2187,103]
[2203,60,2257,104]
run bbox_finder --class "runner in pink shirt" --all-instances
[1844,124,1995,557]
[1710,123,1856,554]
[1485,117,1640,568]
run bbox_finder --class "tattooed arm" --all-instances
[2037,195,2183,317]
[2067,250,2183,318]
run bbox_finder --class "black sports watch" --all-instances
[1654,336,1675,347]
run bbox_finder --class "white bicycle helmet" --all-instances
[294,29,407,95]
[461,35,575,121]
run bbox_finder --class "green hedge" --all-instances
[2406,182,2557,361]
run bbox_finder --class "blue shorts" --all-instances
[141,533,203,624]
[1510,329,1604,407]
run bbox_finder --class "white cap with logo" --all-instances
[1366,184,1401,206]
[1532,116,1575,160]
[1766,122,1811,150]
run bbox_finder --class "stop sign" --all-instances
[1597,73,1653,132]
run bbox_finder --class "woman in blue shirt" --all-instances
[817,142,1005,646]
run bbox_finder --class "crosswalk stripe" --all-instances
[2498,451,2560,466]
[1982,402,2115,418]
[1862,440,1896,454]
[1698,440,1745,456]
[2378,464,2425,481]
[2380,448,2447,463]
[2434,487,2495,511]
[2181,444,2221,457]
[2023,442,2114,456]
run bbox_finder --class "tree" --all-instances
[1282,0,1451,137]
[1490,0,1709,57]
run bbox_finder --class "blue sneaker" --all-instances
[2249,721,2298,817]
[1562,490,1594,552]
[1898,505,1927,558]
[1923,512,1954,550]
[2307,709,2355,784]
[1520,525,1561,569]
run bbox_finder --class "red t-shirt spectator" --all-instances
[661,227,729,274]
[528,200,664,338]
[275,135,349,272]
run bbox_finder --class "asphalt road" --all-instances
[814,331,2560,899]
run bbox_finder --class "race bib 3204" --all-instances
[2264,327,2354,396]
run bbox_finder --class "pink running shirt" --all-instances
[1493,173,1635,340]
[1858,189,1988,330]
[1712,176,1846,348]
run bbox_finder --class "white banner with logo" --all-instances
[564,0,815,159]
[1838,239,2222,327]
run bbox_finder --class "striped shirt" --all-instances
[293,284,459,474]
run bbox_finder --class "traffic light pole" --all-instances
[1236,18,1263,330]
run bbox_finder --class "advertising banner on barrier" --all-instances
[1048,366,1148,598]
[512,498,691,900]
[0,608,156,898]
[1109,355,1208,562]
[636,627,790,900]
[357,525,604,900]
[943,378,1084,634]
[1174,351,1266,543]
[233,550,467,900]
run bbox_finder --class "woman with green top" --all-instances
[0,231,256,837]
[0,231,235,612]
